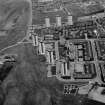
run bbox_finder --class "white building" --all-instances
[46,51,54,64]
[38,0,53,2]
[67,15,73,25]
[56,15,62,27]
[60,61,68,76]
[45,17,51,27]
[32,35,39,46]
[74,63,84,73]
[39,41,46,55]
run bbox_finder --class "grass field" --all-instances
[0,0,32,51]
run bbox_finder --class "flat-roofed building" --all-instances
[59,60,68,76]
[44,34,54,41]
[51,65,56,75]
[78,50,83,57]
[74,63,84,73]
[45,17,50,27]
[56,15,62,27]
[46,50,54,64]
[38,0,53,2]
[39,41,46,55]
[32,34,39,46]
[67,15,73,25]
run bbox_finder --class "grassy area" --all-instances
[0,0,32,51]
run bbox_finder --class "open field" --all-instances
[0,0,32,51]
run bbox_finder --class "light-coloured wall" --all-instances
[38,0,53,2]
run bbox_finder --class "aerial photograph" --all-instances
[1,0,105,105]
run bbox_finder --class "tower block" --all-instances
[45,17,50,27]
[67,15,73,25]
[56,15,62,27]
